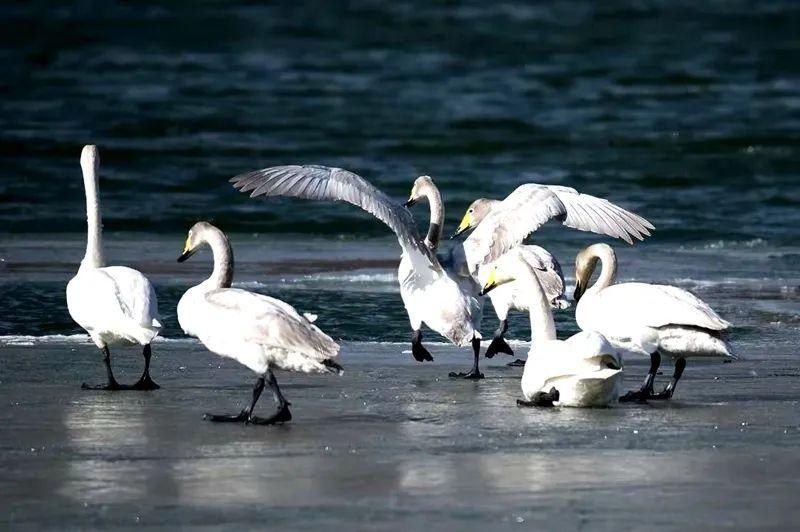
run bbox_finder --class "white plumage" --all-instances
[177,221,341,424]
[482,249,622,408]
[66,145,161,391]
[573,243,733,401]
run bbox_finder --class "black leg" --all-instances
[449,337,485,380]
[620,351,661,403]
[517,387,560,407]
[411,329,433,362]
[485,319,514,359]
[82,346,123,390]
[650,358,687,400]
[131,344,160,390]
[204,376,266,423]
[248,370,293,425]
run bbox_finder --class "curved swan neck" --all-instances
[518,262,557,343]
[204,229,234,289]
[80,147,104,269]
[588,244,617,293]
[422,182,444,250]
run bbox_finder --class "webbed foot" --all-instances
[204,410,250,422]
[485,336,514,358]
[247,403,292,425]
[517,388,559,407]
[507,359,526,367]
[448,370,485,380]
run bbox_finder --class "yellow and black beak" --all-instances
[404,197,418,208]
[177,236,196,263]
[480,269,499,296]
[451,211,473,239]
[573,280,585,302]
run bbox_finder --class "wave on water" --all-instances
[234,271,399,292]
[0,335,198,346]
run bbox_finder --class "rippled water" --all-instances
[1,1,799,344]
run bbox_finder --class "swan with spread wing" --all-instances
[452,184,654,358]
[231,166,486,379]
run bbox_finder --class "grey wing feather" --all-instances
[231,165,436,266]
[463,183,654,271]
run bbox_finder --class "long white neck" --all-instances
[518,261,557,342]
[80,146,104,270]
[587,243,617,294]
[203,229,234,290]
[422,183,444,251]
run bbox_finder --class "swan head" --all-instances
[404,175,435,207]
[451,198,499,238]
[178,221,220,262]
[573,243,614,301]
[478,248,525,295]
[80,145,99,173]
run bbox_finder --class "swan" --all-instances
[573,243,734,401]
[481,248,622,407]
[66,145,162,390]
[176,221,342,424]
[231,166,486,379]
[451,186,654,360]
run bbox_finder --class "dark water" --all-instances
[1,2,800,529]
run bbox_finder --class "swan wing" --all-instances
[231,165,440,271]
[463,183,654,270]
[204,289,339,360]
[593,283,731,331]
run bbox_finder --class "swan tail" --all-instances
[659,326,735,359]
[303,313,318,323]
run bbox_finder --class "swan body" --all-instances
[521,332,622,407]
[576,282,731,359]
[573,243,733,400]
[177,222,341,424]
[482,248,622,407]
[231,166,485,378]
[67,266,160,348]
[66,145,161,390]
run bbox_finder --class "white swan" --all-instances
[177,222,341,424]
[231,166,486,379]
[451,186,654,360]
[481,248,622,407]
[66,145,162,390]
[573,243,734,401]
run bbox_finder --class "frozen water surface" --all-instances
[2,340,799,530]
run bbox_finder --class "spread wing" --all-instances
[463,183,654,271]
[230,165,439,271]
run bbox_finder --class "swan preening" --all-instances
[176,222,342,424]
[573,243,734,401]
[481,248,622,407]
[66,145,162,391]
